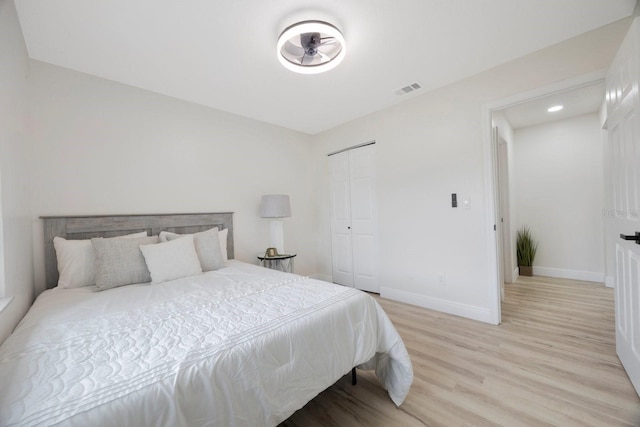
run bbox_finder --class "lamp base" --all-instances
[270,220,285,254]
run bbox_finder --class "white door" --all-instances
[491,127,505,305]
[329,144,379,292]
[349,145,378,292]
[607,17,640,396]
[329,151,354,287]
[498,137,513,289]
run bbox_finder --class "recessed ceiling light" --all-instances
[547,105,563,113]
[277,21,346,74]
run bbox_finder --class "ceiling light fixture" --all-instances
[547,105,564,113]
[277,21,346,74]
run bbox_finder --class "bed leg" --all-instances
[351,367,357,385]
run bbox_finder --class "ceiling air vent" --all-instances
[395,82,422,96]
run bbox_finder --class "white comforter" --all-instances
[0,261,413,427]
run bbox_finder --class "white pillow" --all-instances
[54,231,148,289]
[160,227,229,263]
[160,227,224,271]
[139,235,203,284]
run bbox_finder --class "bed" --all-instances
[0,213,413,426]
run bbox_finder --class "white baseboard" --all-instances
[531,266,604,283]
[605,276,615,288]
[380,287,494,324]
[0,296,13,315]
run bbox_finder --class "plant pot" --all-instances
[519,266,533,277]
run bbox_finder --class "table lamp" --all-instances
[259,194,291,255]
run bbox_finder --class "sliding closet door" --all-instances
[329,151,355,287]
[329,144,379,293]
[349,146,378,292]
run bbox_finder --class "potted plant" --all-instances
[516,226,538,276]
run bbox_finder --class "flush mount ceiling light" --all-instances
[547,105,564,112]
[277,21,346,74]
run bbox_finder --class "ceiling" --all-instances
[501,81,606,130]
[14,0,636,135]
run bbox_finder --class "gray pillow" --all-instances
[92,235,159,291]
[160,227,225,271]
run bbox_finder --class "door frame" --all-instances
[497,137,513,287]
[481,70,607,325]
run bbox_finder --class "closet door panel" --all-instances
[349,145,379,293]
[329,151,354,287]
[329,144,379,292]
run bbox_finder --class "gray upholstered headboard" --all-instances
[41,212,234,289]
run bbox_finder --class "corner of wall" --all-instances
[380,287,496,325]
[0,0,37,339]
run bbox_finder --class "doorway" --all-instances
[483,73,610,323]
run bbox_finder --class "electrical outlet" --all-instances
[438,273,446,286]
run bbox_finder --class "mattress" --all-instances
[0,261,413,426]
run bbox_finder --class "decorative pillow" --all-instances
[92,235,159,291]
[54,231,148,289]
[219,228,229,262]
[139,235,203,284]
[160,227,226,270]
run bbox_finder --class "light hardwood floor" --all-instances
[281,276,640,426]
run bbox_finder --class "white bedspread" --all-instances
[0,261,413,427]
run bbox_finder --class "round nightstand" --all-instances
[257,253,296,273]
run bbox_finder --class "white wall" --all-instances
[513,113,604,281]
[600,99,616,287]
[28,61,316,293]
[0,0,34,342]
[312,19,629,323]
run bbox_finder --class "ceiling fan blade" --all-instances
[284,41,305,57]
[317,51,330,62]
[320,37,337,46]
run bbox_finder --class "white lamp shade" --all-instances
[260,195,291,218]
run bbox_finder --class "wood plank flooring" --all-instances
[280,276,640,426]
